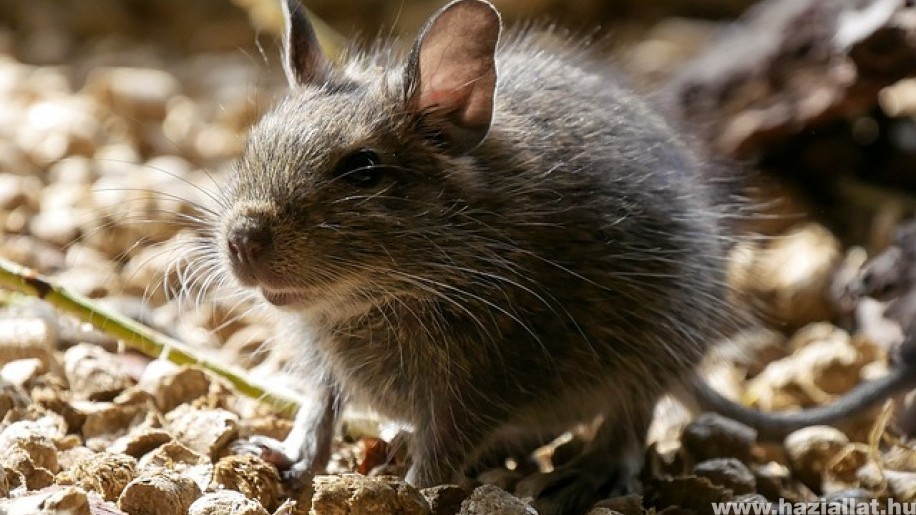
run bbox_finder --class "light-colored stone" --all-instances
[118,469,202,515]
[138,440,213,492]
[310,474,431,515]
[189,490,269,515]
[0,173,41,210]
[785,426,850,489]
[56,452,137,502]
[139,361,213,412]
[0,485,92,515]
[0,357,47,386]
[85,67,180,121]
[64,343,134,401]
[0,317,57,370]
[458,484,535,515]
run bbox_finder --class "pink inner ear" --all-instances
[283,0,327,87]
[423,89,468,107]
[414,0,500,132]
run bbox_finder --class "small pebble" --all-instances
[681,412,758,462]
[139,361,213,412]
[0,485,91,515]
[75,400,147,441]
[784,426,849,490]
[0,416,67,442]
[137,440,213,492]
[590,493,644,515]
[85,67,180,121]
[30,208,82,246]
[311,474,431,515]
[166,405,239,458]
[585,509,624,515]
[0,381,31,419]
[47,156,97,185]
[109,427,172,458]
[55,451,137,501]
[693,457,756,495]
[188,490,269,515]
[118,469,202,515]
[64,343,134,401]
[0,317,57,370]
[210,454,281,512]
[0,446,55,490]
[17,97,102,163]
[0,357,47,385]
[0,173,41,210]
[40,486,92,515]
[422,484,470,515]
[458,484,535,515]
[0,432,59,473]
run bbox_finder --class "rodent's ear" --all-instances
[282,0,329,88]
[405,0,501,153]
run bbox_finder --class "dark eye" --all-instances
[335,149,384,188]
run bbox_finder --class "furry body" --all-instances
[218,1,732,512]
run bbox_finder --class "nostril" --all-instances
[227,221,273,269]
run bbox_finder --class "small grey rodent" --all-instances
[213,0,916,512]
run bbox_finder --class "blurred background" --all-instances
[0,0,757,64]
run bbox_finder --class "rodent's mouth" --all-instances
[259,288,308,307]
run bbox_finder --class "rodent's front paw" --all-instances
[232,436,313,490]
[233,435,297,469]
[516,458,636,515]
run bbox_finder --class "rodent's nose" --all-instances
[226,219,273,272]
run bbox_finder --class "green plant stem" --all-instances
[0,256,300,417]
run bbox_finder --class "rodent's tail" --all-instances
[688,365,916,441]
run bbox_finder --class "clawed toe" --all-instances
[232,435,297,470]
[232,436,315,491]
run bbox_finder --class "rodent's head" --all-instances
[219,0,502,313]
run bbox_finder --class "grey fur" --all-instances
[203,1,912,513]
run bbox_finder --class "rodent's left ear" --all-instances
[405,0,501,153]
[282,0,329,88]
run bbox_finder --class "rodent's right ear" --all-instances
[404,0,501,154]
[281,0,329,88]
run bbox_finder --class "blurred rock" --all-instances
[694,457,756,494]
[0,317,58,372]
[422,484,470,515]
[189,490,269,515]
[138,361,213,413]
[85,67,180,121]
[166,405,239,458]
[118,468,202,515]
[745,323,876,413]
[728,223,842,329]
[459,484,535,515]
[311,474,431,515]
[209,454,281,512]
[64,343,134,401]
[784,425,850,491]
[682,412,758,462]
[55,452,137,502]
